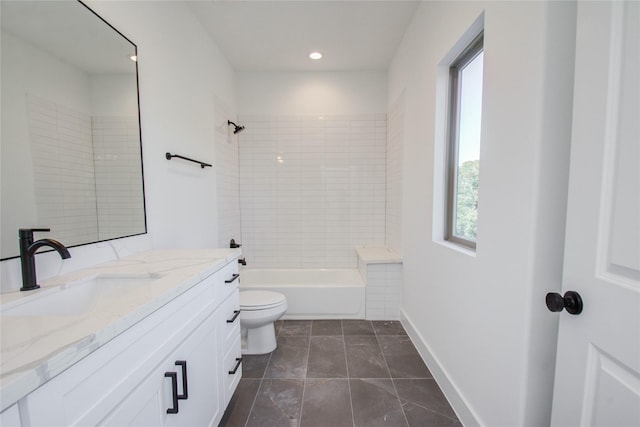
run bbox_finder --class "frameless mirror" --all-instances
[1,0,146,260]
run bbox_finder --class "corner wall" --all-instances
[389,1,576,425]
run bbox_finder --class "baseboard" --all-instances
[400,309,482,427]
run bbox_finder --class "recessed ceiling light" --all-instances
[309,52,322,60]
[129,54,138,62]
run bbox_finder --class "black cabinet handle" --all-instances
[175,360,188,400]
[165,372,179,414]
[226,310,241,323]
[228,357,243,375]
[225,273,240,284]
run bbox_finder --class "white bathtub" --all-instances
[239,269,365,320]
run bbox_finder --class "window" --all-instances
[446,32,484,249]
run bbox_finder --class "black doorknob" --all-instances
[546,291,583,315]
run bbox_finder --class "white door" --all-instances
[550,1,640,426]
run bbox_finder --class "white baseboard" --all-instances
[400,309,482,427]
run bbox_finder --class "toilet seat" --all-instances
[240,290,286,311]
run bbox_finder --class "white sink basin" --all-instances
[0,274,161,317]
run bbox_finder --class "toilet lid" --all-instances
[240,290,286,310]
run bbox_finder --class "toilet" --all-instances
[239,290,288,355]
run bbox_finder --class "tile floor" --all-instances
[219,320,462,427]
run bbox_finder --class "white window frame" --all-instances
[445,32,484,250]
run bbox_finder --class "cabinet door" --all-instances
[163,310,222,427]
[0,404,21,427]
[97,374,165,427]
[99,310,222,427]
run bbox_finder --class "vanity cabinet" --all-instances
[15,257,240,427]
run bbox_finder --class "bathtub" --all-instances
[239,269,365,320]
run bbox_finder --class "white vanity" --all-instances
[0,249,242,426]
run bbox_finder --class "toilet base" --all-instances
[242,323,277,355]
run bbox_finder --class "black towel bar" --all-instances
[165,152,212,168]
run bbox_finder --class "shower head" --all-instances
[228,120,245,135]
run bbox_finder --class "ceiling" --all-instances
[1,1,136,75]
[186,1,420,72]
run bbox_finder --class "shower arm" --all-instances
[227,120,245,134]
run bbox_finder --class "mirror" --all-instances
[1,0,146,260]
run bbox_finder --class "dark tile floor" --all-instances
[219,320,462,427]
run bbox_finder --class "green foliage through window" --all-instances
[454,160,479,241]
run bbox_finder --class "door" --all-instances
[550,1,640,426]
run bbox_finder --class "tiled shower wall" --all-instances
[27,95,143,245]
[214,99,241,249]
[27,95,98,246]
[238,114,386,268]
[386,94,404,255]
[359,260,404,320]
[92,116,144,241]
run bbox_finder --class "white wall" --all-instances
[1,1,236,290]
[89,73,139,117]
[237,71,386,115]
[389,1,576,426]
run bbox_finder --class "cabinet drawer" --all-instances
[222,335,242,407]
[24,273,217,427]
[218,260,239,301]
[220,288,240,349]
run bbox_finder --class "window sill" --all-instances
[434,239,477,258]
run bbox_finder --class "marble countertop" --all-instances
[0,248,240,411]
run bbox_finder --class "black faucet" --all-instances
[19,228,71,291]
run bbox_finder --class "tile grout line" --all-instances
[387,330,461,423]
[242,378,262,427]
[341,320,357,427]
[374,322,411,427]
[243,323,278,427]
[298,321,313,427]
[233,321,460,427]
